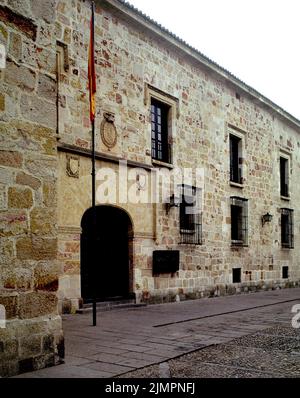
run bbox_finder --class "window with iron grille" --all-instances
[231,197,248,246]
[179,185,202,245]
[281,208,294,249]
[151,99,171,164]
[230,134,242,184]
[280,157,289,197]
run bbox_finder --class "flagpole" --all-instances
[92,116,97,327]
[90,1,97,327]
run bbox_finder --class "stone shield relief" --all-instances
[100,112,117,150]
[66,155,80,178]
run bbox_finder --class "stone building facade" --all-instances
[0,0,300,375]
[0,0,64,377]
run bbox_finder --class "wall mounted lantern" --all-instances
[262,213,273,227]
[166,194,180,214]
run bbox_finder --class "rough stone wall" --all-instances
[0,0,64,376]
[54,0,300,308]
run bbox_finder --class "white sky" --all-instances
[128,0,300,120]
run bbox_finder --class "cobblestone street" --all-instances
[120,325,300,378]
[15,288,300,378]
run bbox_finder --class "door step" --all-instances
[76,299,147,314]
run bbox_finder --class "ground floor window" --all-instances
[281,208,294,249]
[179,185,202,245]
[231,197,248,246]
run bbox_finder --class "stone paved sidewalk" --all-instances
[15,288,300,378]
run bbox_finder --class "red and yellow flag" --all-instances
[88,3,96,122]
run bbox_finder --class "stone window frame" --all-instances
[56,41,69,79]
[144,84,179,168]
[227,125,247,188]
[279,150,292,200]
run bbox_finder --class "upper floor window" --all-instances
[280,157,289,198]
[179,185,202,245]
[281,208,294,249]
[151,99,171,164]
[231,197,248,247]
[230,134,243,184]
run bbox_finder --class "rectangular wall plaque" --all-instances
[153,250,180,275]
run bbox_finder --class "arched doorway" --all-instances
[80,206,133,302]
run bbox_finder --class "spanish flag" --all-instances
[88,2,96,122]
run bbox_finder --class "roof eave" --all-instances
[102,0,300,131]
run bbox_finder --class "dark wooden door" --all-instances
[81,206,131,302]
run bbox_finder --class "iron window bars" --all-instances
[179,185,202,245]
[231,197,248,247]
[281,208,294,249]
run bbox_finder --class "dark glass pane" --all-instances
[282,266,289,279]
[280,157,289,197]
[230,135,241,183]
[231,205,243,241]
[281,209,294,249]
[180,193,195,231]
[233,268,241,283]
[179,187,202,245]
[281,214,289,245]
[230,197,248,246]
[151,99,170,163]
